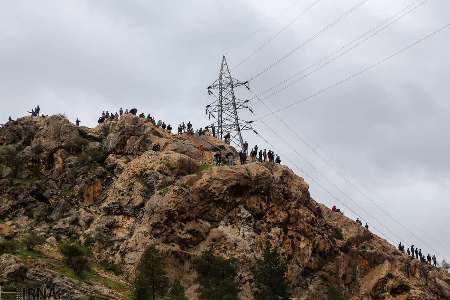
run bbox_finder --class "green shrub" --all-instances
[196,164,211,173]
[193,250,239,300]
[168,280,187,300]
[252,244,289,300]
[22,232,46,251]
[100,259,122,275]
[134,245,169,300]
[59,242,90,278]
[0,239,20,254]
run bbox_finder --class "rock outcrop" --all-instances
[0,115,449,299]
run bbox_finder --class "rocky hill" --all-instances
[0,114,449,299]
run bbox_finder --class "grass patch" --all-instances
[159,187,170,196]
[196,164,211,173]
[93,275,132,300]
[16,248,44,259]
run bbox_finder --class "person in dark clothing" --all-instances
[8,116,13,122]
[415,248,419,259]
[419,249,423,258]
[76,118,80,126]
[239,151,247,165]
[407,248,411,256]
[263,149,267,162]
[130,108,138,115]
[178,125,183,134]
[224,133,231,144]
[212,124,216,137]
[427,254,431,264]
[35,105,40,116]
[365,223,369,230]
[119,108,123,116]
[432,255,437,267]
[98,116,105,124]
[152,144,161,152]
[214,152,222,166]
[275,155,281,164]
[356,218,362,226]
[258,150,263,162]
[411,245,415,257]
[125,109,129,114]
[167,124,172,132]
[162,123,167,129]
[243,141,248,155]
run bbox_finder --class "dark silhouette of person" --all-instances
[76,118,80,126]
[365,223,369,230]
[130,108,138,115]
[152,144,161,152]
[407,248,411,256]
[119,107,123,116]
[415,248,419,259]
[275,155,281,164]
[432,255,437,267]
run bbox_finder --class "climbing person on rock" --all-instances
[275,155,281,164]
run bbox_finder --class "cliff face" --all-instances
[0,115,449,299]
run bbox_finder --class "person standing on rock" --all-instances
[214,152,222,166]
[263,149,267,162]
[432,255,437,267]
[411,245,415,257]
[76,118,80,126]
[243,141,248,155]
[427,254,432,264]
[119,107,123,116]
[407,248,411,256]
[365,223,369,230]
[415,248,419,259]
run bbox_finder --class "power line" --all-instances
[254,101,407,246]
[247,0,371,82]
[251,89,445,256]
[233,0,323,69]
[255,21,450,121]
[254,124,401,244]
[222,0,304,57]
[255,0,429,101]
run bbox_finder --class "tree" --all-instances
[59,241,90,278]
[193,250,239,300]
[134,245,169,300]
[23,232,45,251]
[252,244,290,300]
[168,280,188,300]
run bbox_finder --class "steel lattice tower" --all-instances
[206,56,254,150]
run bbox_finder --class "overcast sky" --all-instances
[1,0,449,260]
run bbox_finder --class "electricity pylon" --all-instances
[206,56,254,150]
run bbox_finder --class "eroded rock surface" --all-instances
[0,115,448,299]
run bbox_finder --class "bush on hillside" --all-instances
[59,241,90,278]
[193,249,239,300]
